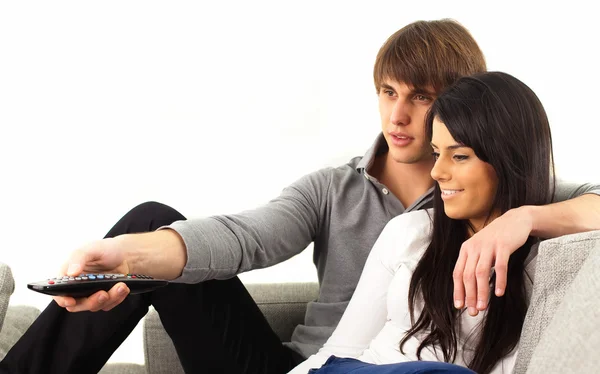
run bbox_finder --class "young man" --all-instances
[2,19,600,374]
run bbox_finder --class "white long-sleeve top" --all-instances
[290,209,532,374]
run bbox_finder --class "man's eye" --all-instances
[431,152,440,161]
[384,90,394,96]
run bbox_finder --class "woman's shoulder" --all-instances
[374,209,433,266]
[386,209,433,235]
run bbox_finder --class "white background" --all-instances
[1,0,598,365]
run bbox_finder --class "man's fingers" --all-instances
[453,250,468,309]
[65,248,99,277]
[64,291,109,313]
[60,241,108,277]
[463,249,480,316]
[54,283,129,313]
[494,251,510,297]
[100,283,130,311]
[475,251,494,311]
[53,296,77,308]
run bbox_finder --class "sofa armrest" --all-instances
[514,230,600,373]
[143,282,318,374]
[526,238,600,373]
[0,305,41,360]
[0,262,15,334]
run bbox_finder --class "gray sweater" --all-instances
[167,134,600,358]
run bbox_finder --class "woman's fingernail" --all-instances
[477,300,485,309]
[454,300,463,309]
[496,288,504,296]
[468,307,478,316]
[117,286,126,295]
[98,295,107,304]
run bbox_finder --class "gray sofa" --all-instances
[2,230,599,373]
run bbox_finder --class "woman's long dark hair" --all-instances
[399,72,556,374]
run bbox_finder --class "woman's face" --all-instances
[430,118,499,232]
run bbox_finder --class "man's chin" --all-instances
[390,152,427,165]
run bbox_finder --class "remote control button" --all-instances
[132,275,137,278]
[69,277,75,280]
[82,276,89,280]
[75,277,82,281]
[97,275,105,279]
[48,281,55,284]
[88,275,96,280]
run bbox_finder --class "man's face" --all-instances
[430,118,499,231]
[378,79,436,165]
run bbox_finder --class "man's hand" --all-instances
[452,207,533,316]
[53,237,132,312]
[52,229,187,313]
[453,194,600,316]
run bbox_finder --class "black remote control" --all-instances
[27,274,169,297]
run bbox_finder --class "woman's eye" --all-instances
[453,155,469,161]
[431,152,440,160]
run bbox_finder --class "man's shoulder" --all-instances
[298,155,364,183]
[284,154,370,202]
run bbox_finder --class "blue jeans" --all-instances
[308,356,476,374]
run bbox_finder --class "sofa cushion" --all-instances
[245,282,319,342]
[143,281,318,374]
[514,230,600,373]
[98,362,146,374]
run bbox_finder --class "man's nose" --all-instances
[390,99,410,126]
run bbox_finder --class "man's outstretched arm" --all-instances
[54,168,333,312]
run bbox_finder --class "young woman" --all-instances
[289,71,554,374]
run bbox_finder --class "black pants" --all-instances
[0,202,303,374]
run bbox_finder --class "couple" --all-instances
[2,19,600,374]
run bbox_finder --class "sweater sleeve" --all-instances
[288,211,432,374]
[164,168,332,283]
[552,179,600,202]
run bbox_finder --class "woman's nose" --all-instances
[431,157,450,181]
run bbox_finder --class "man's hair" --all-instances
[401,72,555,374]
[373,19,486,94]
